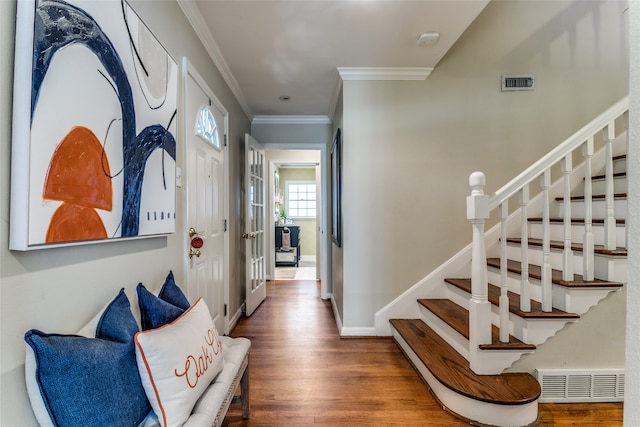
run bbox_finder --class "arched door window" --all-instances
[196,106,220,149]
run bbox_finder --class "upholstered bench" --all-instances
[183,336,250,427]
[24,272,250,427]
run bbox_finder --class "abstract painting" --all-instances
[10,0,178,250]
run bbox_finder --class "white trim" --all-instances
[252,115,331,125]
[337,67,434,81]
[327,68,343,121]
[177,0,253,121]
[331,294,343,332]
[341,326,378,337]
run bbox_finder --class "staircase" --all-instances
[379,97,628,427]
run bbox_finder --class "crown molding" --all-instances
[337,67,434,81]
[177,0,254,121]
[252,115,331,125]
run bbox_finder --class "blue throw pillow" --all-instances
[158,271,190,310]
[24,289,151,427]
[137,271,191,330]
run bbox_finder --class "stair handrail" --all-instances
[467,96,628,375]
[489,96,629,210]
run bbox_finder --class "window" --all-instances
[286,181,316,218]
[196,106,220,149]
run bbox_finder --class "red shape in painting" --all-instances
[46,204,108,242]
[44,126,113,243]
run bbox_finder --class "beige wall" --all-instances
[340,0,629,329]
[0,1,250,424]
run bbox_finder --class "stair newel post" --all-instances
[519,185,531,312]
[499,201,509,343]
[583,137,595,281]
[540,169,552,312]
[604,121,616,251]
[467,172,492,373]
[561,155,574,281]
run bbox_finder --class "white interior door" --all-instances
[244,134,266,316]
[183,60,228,333]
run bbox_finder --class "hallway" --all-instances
[223,280,623,426]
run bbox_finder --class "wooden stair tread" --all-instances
[555,192,627,201]
[445,278,579,319]
[418,299,535,350]
[528,217,625,225]
[506,237,627,256]
[486,257,624,288]
[389,319,541,405]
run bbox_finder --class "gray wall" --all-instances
[339,0,629,330]
[0,1,250,424]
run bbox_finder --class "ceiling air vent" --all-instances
[502,75,534,91]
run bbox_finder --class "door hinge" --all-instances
[224,134,227,147]
[224,219,227,232]
[224,304,227,316]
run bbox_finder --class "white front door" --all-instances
[183,60,228,333]
[244,134,266,316]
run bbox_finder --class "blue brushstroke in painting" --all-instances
[31,0,176,237]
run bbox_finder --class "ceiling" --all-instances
[177,1,490,122]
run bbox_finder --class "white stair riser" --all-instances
[529,222,626,247]
[613,157,627,174]
[418,304,470,360]
[421,292,535,373]
[590,176,627,194]
[552,199,627,219]
[390,329,539,427]
[504,243,626,281]
[505,243,591,276]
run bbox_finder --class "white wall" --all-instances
[340,0,629,329]
[0,1,250,424]
[624,1,639,425]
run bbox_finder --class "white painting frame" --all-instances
[10,0,178,250]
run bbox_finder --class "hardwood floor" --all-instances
[223,280,623,426]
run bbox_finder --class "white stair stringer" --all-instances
[486,266,623,314]
[391,326,539,427]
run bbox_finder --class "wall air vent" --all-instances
[502,75,534,91]
[535,369,624,403]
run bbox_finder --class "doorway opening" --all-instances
[266,150,323,285]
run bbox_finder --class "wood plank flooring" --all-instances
[223,280,623,426]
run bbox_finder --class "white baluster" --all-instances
[519,185,531,312]
[562,155,574,281]
[604,121,616,251]
[541,169,552,312]
[500,201,509,343]
[467,172,492,373]
[583,137,595,281]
